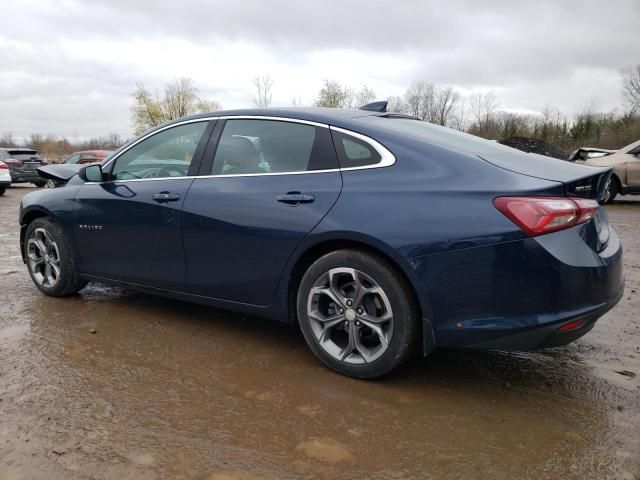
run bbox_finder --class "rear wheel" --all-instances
[0,186,5,196]
[25,218,87,296]
[604,176,620,204]
[33,180,46,188]
[297,249,419,378]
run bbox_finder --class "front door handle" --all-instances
[277,192,315,206]
[153,192,181,203]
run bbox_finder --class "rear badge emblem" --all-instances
[79,224,103,230]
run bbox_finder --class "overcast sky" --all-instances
[1,0,639,141]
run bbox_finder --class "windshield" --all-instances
[360,116,517,156]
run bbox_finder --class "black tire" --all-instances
[24,217,87,296]
[297,249,419,379]
[0,187,5,196]
[33,180,46,188]
[605,176,620,204]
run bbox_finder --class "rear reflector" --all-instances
[559,319,585,332]
[493,196,599,236]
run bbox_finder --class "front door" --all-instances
[74,120,212,290]
[182,118,342,305]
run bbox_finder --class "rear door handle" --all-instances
[153,192,181,203]
[277,192,315,206]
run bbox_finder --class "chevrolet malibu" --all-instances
[19,106,624,378]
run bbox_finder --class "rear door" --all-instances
[182,118,342,305]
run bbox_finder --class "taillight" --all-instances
[4,158,21,165]
[0,161,7,169]
[493,196,599,236]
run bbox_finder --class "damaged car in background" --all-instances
[573,139,640,203]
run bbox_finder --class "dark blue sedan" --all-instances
[20,106,624,378]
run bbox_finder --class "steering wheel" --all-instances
[155,164,188,178]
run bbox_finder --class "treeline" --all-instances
[0,132,126,162]
[3,64,640,161]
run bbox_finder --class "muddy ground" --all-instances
[0,185,638,480]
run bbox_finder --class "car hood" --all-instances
[36,163,84,182]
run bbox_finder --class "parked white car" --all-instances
[0,160,11,195]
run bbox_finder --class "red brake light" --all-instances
[0,161,7,169]
[4,158,21,165]
[493,196,599,236]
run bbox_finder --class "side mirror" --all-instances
[81,164,104,182]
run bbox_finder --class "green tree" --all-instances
[130,78,221,134]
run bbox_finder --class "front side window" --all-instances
[331,131,381,168]
[212,119,327,175]
[111,122,207,180]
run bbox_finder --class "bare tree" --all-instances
[469,91,499,136]
[431,87,461,126]
[0,131,15,147]
[251,74,274,108]
[404,80,434,120]
[130,78,221,134]
[356,85,376,107]
[386,96,406,114]
[621,64,640,112]
[291,96,305,107]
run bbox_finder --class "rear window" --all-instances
[360,116,516,156]
[331,130,381,168]
[6,150,42,160]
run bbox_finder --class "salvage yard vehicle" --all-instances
[19,106,624,378]
[43,150,113,188]
[578,139,640,203]
[0,160,11,195]
[62,150,113,165]
[0,148,47,187]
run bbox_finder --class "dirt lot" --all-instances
[0,185,638,480]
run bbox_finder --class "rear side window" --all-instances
[331,131,381,168]
[211,119,337,175]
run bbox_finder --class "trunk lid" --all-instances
[480,151,613,252]
[478,151,612,201]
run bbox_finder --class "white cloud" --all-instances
[0,0,638,140]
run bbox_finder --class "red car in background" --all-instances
[62,150,113,165]
[43,150,113,187]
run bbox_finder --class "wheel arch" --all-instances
[284,235,435,355]
[19,207,53,263]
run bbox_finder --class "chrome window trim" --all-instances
[90,116,395,185]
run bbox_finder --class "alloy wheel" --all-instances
[27,227,61,288]
[306,267,394,364]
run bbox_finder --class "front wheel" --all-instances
[32,180,46,188]
[25,218,87,296]
[297,249,419,378]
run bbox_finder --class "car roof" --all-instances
[71,150,111,155]
[176,107,388,126]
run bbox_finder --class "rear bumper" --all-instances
[409,225,625,351]
[10,169,42,183]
